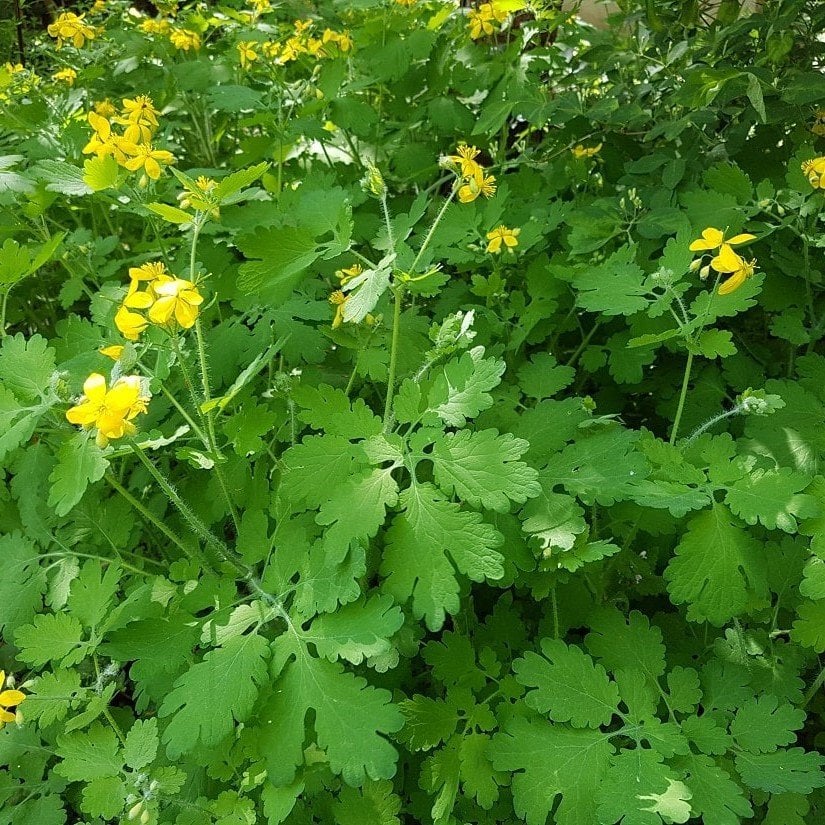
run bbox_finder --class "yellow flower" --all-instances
[396,0,417,5]
[688,227,755,252]
[147,277,204,329]
[47,12,97,49]
[336,263,363,286]
[486,225,520,253]
[99,344,124,361]
[82,112,130,163]
[468,5,496,39]
[801,157,825,190]
[169,28,201,51]
[94,99,117,118]
[128,261,169,283]
[0,671,25,729]
[571,143,602,159]
[249,0,272,12]
[115,305,149,341]
[52,68,78,86]
[458,172,497,203]
[121,95,160,127]
[329,290,349,328]
[121,143,175,180]
[322,29,353,52]
[66,373,149,447]
[139,19,172,35]
[709,244,757,295]
[238,42,259,69]
[448,143,484,179]
[262,41,282,59]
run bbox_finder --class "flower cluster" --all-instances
[169,28,201,52]
[443,143,497,203]
[83,95,174,181]
[468,2,513,39]
[801,157,825,190]
[114,262,204,341]
[0,671,25,730]
[47,12,98,49]
[66,373,150,447]
[689,227,757,295]
[486,225,520,254]
[255,20,353,66]
[52,68,78,86]
[571,142,602,159]
[0,62,40,102]
[327,263,364,327]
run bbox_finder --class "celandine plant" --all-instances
[2,1,825,823]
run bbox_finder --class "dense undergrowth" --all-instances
[2,1,825,823]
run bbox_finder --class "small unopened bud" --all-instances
[363,164,387,198]
[140,810,150,825]
[776,205,785,216]
[758,198,770,208]
[699,265,711,281]
[128,802,144,820]
[689,258,702,272]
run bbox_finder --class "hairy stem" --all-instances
[669,350,694,445]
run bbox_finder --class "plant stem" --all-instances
[383,284,405,430]
[105,472,193,559]
[669,350,694,445]
[0,291,7,338]
[804,663,825,707]
[129,442,230,568]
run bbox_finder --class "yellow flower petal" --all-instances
[710,244,743,274]
[726,233,755,246]
[82,373,107,403]
[0,690,25,707]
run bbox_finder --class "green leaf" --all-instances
[123,718,159,771]
[695,329,737,359]
[397,695,460,752]
[514,638,620,728]
[159,633,270,759]
[665,504,769,625]
[677,754,752,825]
[236,226,319,294]
[68,560,121,629]
[517,353,575,399]
[730,695,805,754]
[521,489,587,553]
[341,255,394,324]
[55,722,121,781]
[427,346,505,427]
[212,162,269,202]
[542,427,648,506]
[82,155,119,191]
[585,609,666,681]
[48,432,109,517]
[81,775,126,819]
[381,483,504,630]
[15,613,84,667]
[334,780,402,825]
[279,435,363,509]
[0,333,55,402]
[430,428,539,512]
[575,246,649,316]
[306,595,404,665]
[735,748,825,794]
[724,468,818,532]
[0,532,44,634]
[146,202,194,224]
[293,384,382,438]
[792,599,825,650]
[33,159,92,196]
[491,716,613,825]
[24,669,82,728]
[259,636,402,786]
[597,750,692,825]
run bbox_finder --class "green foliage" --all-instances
[2,0,825,823]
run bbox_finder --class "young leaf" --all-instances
[159,633,270,758]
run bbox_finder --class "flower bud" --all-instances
[699,265,711,281]
[140,810,150,825]
[689,258,702,272]
[128,802,144,820]
[363,164,387,198]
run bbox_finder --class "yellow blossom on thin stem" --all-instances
[688,227,755,252]
[329,290,349,328]
[0,671,25,729]
[148,278,204,329]
[336,263,363,286]
[129,261,170,283]
[238,42,259,69]
[458,172,496,203]
[122,95,160,127]
[709,244,757,296]
[486,225,520,254]
[571,143,602,159]
[121,142,175,180]
[52,68,78,85]
[468,4,496,39]
[66,373,149,447]
[802,157,825,190]
[47,12,97,49]
[169,28,201,51]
